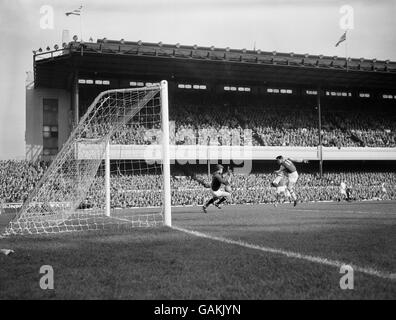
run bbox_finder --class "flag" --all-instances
[335,31,347,47]
[65,5,82,16]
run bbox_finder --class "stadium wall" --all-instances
[77,144,396,161]
[25,87,71,161]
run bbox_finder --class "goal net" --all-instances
[3,81,171,236]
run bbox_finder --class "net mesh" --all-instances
[4,85,165,236]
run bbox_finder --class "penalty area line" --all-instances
[171,225,396,281]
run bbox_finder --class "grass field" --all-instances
[0,201,395,299]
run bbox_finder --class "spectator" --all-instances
[1,161,395,207]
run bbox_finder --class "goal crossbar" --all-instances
[3,81,171,236]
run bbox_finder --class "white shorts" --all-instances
[276,186,287,194]
[273,175,283,186]
[287,171,299,188]
[212,189,231,199]
[340,189,347,196]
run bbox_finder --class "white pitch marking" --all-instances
[287,208,396,215]
[172,225,396,281]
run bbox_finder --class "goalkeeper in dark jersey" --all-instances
[202,164,232,213]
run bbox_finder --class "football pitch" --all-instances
[0,201,395,299]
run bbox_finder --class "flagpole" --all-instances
[80,5,83,41]
[65,6,83,41]
[345,29,348,72]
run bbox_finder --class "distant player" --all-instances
[346,186,353,201]
[202,164,231,213]
[339,181,347,201]
[271,171,290,206]
[274,156,308,207]
[381,182,387,200]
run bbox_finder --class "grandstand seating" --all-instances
[80,103,396,148]
[1,160,394,207]
[3,100,396,206]
[170,104,396,148]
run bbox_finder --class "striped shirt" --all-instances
[280,158,297,173]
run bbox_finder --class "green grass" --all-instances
[0,201,395,299]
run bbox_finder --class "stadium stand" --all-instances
[1,160,395,207]
[78,102,396,148]
[0,160,47,203]
[171,104,396,148]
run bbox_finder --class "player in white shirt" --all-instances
[274,156,308,206]
[271,172,291,206]
[381,183,387,200]
[339,181,347,201]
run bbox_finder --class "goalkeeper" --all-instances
[202,164,232,213]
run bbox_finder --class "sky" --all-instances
[0,0,395,160]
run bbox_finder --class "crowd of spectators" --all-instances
[81,123,161,145]
[170,104,253,146]
[1,160,394,208]
[0,160,47,203]
[332,112,396,147]
[78,103,396,148]
[89,171,395,207]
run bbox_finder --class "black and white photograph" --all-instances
[0,0,395,307]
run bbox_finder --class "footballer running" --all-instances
[339,181,347,201]
[202,164,232,213]
[271,171,291,206]
[274,155,308,206]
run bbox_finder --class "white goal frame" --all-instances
[3,80,172,236]
[103,80,171,226]
[160,80,172,227]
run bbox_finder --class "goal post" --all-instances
[105,138,111,218]
[161,80,172,227]
[3,81,172,236]
[101,80,171,225]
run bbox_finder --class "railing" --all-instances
[34,47,71,62]
[76,144,396,161]
[33,41,396,73]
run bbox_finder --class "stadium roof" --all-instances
[33,39,396,90]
